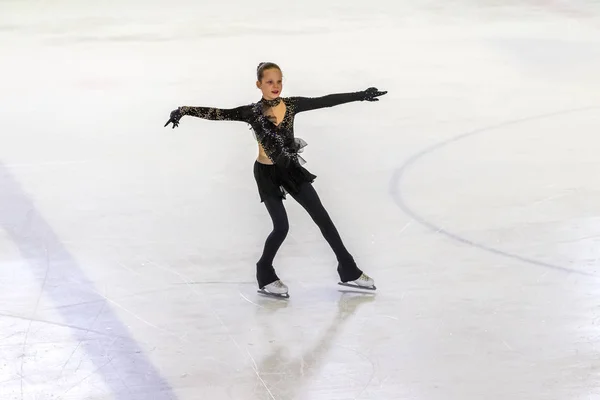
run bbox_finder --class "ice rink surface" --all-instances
[1,0,600,399]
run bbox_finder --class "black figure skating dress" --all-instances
[166,88,385,202]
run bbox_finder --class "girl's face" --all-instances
[257,68,283,100]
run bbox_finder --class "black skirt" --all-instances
[253,160,317,202]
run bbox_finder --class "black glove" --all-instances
[164,108,185,129]
[361,87,387,102]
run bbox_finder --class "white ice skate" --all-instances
[257,280,289,299]
[338,273,376,291]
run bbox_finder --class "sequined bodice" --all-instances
[179,91,365,167]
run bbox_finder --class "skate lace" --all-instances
[359,274,371,281]
[272,280,284,287]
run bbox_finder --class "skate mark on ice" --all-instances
[49,285,185,311]
[249,292,374,399]
[144,259,277,400]
[331,342,376,398]
[59,300,107,380]
[239,292,265,308]
[0,312,130,339]
[390,106,600,277]
[0,162,176,400]
[97,289,188,342]
[20,238,49,399]
[56,357,116,400]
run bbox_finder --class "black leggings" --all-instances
[256,181,363,288]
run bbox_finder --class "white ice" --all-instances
[1,0,600,399]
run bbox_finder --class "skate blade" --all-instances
[257,289,290,299]
[338,282,377,291]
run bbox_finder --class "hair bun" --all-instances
[256,61,281,80]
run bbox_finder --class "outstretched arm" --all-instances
[164,104,252,128]
[291,87,387,113]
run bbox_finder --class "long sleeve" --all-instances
[180,104,253,123]
[289,92,364,113]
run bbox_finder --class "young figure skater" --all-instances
[164,62,387,298]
